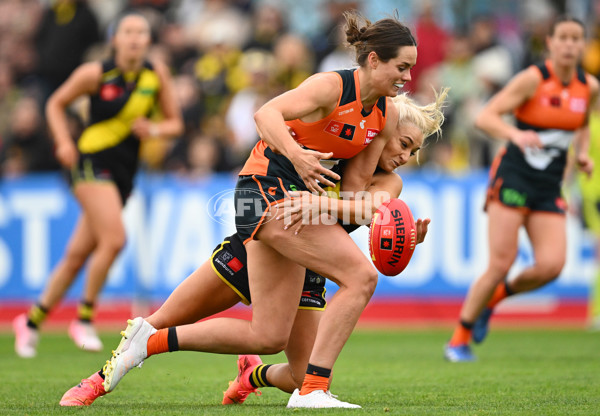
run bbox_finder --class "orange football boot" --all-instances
[222,355,263,404]
[60,372,107,406]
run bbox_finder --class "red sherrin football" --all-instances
[369,199,417,276]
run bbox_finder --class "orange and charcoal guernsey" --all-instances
[239,69,388,182]
[514,60,589,131]
[501,59,591,184]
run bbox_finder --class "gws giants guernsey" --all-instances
[239,69,388,182]
[504,60,590,186]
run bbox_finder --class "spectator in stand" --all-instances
[1,96,59,177]
[176,0,250,52]
[429,34,486,170]
[317,18,356,73]
[519,0,557,68]
[243,2,286,52]
[226,49,277,160]
[185,132,221,178]
[408,2,449,94]
[158,23,199,73]
[34,0,100,103]
[470,15,513,167]
[312,0,359,65]
[273,34,314,91]
[0,63,22,140]
[583,21,600,78]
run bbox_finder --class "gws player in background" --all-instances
[445,15,598,362]
[13,12,183,358]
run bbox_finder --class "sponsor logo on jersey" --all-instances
[364,128,380,145]
[227,257,243,272]
[100,84,124,101]
[502,188,527,207]
[338,108,354,115]
[555,197,567,212]
[214,250,236,275]
[137,87,157,96]
[325,121,356,140]
[325,120,343,135]
[570,97,587,113]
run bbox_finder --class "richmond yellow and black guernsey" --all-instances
[72,59,160,202]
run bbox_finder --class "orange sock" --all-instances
[487,283,509,309]
[449,323,472,346]
[300,373,329,395]
[146,328,169,357]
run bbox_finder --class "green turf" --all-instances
[1,329,598,415]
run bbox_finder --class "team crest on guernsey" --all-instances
[325,120,355,140]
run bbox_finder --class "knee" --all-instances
[535,259,565,283]
[255,333,288,355]
[362,267,378,298]
[98,229,126,254]
[341,264,378,301]
[64,245,93,269]
[488,257,514,280]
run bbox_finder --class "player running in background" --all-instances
[59,90,447,407]
[12,12,183,358]
[445,15,598,362]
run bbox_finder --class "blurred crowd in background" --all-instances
[1,0,600,178]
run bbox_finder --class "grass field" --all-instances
[1,328,599,415]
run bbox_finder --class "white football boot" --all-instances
[102,317,156,392]
[287,389,361,408]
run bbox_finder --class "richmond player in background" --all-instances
[13,12,183,358]
[445,15,598,362]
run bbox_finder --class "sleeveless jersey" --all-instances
[77,59,160,166]
[503,60,590,187]
[239,69,388,183]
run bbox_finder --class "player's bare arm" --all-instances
[475,67,542,151]
[254,73,343,193]
[45,62,102,168]
[341,97,399,195]
[131,59,183,139]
